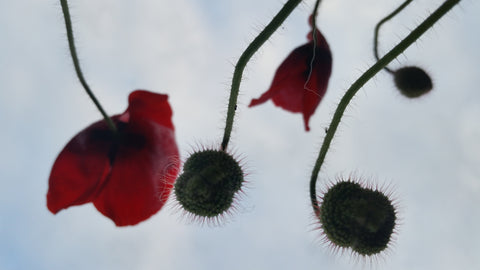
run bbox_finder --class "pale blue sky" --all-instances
[1,0,479,269]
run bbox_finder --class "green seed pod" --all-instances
[393,66,433,98]
[320,180,396,256]
[174,149,244,219]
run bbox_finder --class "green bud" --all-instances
[174,149,244,219]
[320,181,396,256]
[394,66,433,98]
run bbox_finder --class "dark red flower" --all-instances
[249,28,332,131]
[47,90,180,226]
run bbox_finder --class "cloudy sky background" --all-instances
[1,0,479,269]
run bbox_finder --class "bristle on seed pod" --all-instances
[318,180,397,256]
[174,149,244,223]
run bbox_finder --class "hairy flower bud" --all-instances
[174,149,244,220]
[319,180,397,256]
[393,66,433,98]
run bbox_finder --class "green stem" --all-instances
[60,0,117,133]
[220,0,302,151]
[374,0,413,74]
[310,0,460,217]
[311,0,322,27]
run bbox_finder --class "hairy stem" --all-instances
[374,0,413,74]
[220,0,302,151]
[310,0,460,217]
[60,0,117,133]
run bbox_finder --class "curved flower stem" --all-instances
[60,0,117,134]
[374,0,413,74]
[310,0,460,217]
[312,0,322,18]
[220,0,302,151]
[310,0,322,34]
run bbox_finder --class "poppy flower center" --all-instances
[89,122,147,166]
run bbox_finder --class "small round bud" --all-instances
[319,180,396,256]
[174,149,244,219]
[393,66,433,98]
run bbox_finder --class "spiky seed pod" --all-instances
[393,66,433,98]
[320,181,396,256]
[174,149,244,219]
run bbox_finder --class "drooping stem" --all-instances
[60,0,117,133]
[220,0,302,151]
[310,0,322,30]
[313,0,322,16]
[374,0,413,74]
[310,0,460,217]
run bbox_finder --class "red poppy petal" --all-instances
[301,88,320,131]
[271,44,310,89]
[302,71,321,131]
[47,91,179,226]
[93,124,179,226]
[127,90,174,130]
[302,46,332,131]
[249,44,309,109]
[249,89,276,107]
[270,44,313,112]
[47,120,116,214]
[249,27,331,131]
[93,91,180,226]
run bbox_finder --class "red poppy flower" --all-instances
[249,28,332,131]
[47,90,180,226]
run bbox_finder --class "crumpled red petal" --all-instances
[249,30,332,131]
[46,119,116,214]
[47,90,180,226]
[93,91,180,226]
